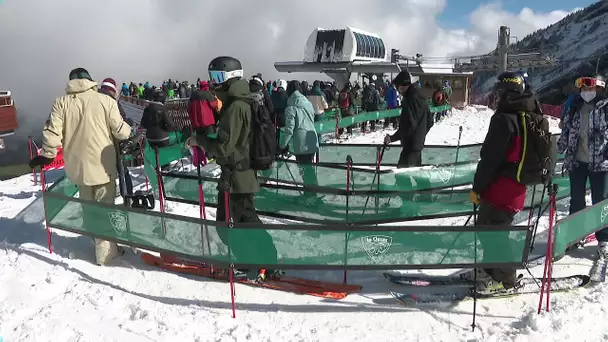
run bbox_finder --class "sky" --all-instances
[0,0,596,155]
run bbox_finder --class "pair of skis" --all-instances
[384,272,592,304]
[140,252,361,299]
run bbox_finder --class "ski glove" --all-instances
[383,134,392,145]
[469,191,480,205]
[29,155,54,169]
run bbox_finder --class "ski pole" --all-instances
[449,126,463,200]
[362,144,387,215]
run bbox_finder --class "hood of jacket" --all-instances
[496,92,538,114]
[223,78,252,103]
[286,91,309,108]
[310,85,323,96]
[66,79,98,94]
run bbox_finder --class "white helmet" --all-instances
[276,79,287,90]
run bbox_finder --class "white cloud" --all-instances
[0,0,579,135]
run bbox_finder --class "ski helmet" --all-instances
[153,89,166,104]
[208,56,243,85]
[496,71,525,95]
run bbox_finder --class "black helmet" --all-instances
[208,56,243,84]
[153,89,166,104]
[496,71,525,94]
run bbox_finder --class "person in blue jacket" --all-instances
[383,82,399,129]
[279,80,319,189]
[560,92,580,129]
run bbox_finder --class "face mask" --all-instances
[581,90,597,103]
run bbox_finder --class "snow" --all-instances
[0,106,604,342]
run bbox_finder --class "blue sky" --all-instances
[439,0,599,28]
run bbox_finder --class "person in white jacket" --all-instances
[306,81,329,122]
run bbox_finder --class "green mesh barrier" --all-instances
[45,177,79,222]
[164,172,575,223]
[553,197,608,257]
[258,160,478,191]
[315,134,563,166]
[142,131,189,194]
[314,105,451,132]
[44,182,529,267]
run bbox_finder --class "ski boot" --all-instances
[254,268,285,283]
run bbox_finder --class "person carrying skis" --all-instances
[384,71,433,167]
[28,68,132,265]
[558,75,608,254]
[186,56,278,279]
[469,71,548,290]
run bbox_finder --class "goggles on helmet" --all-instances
[575,77,606,89]
[208,69,244,85]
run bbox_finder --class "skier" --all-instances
[140,89,177,149]
[28,68,132,265]
[271,79,288,128]
[383,82,399,129]
[558,75,608,254]
[279,80,319,191]
[186,56,278,279]
[469,71,547,290]
[361,83,381,132]
[384,70,433,167]
[306,81,328,122]
[337,82,356,137]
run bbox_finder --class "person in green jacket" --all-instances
[280,80,319,188]
[187,56,277,276]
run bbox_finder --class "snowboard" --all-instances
[390,275,591,304]
[140,252,361,299]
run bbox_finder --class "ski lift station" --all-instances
[274,27,473,106]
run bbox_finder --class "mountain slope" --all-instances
[472,1,608,105]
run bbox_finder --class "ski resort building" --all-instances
[0,91,19,150]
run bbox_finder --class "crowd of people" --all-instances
[26,55,608,291]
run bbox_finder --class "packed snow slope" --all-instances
[1,106,607,342]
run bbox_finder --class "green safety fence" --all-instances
[309,133,563,167]
[553,197,608,258]
[257,159,479,192]
[162,170,575,224]
[43,176,532,269]
[142,131,190,194]
[314,105,451,134]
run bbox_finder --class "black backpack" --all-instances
[516,112,555,185]
[249,100,276,170]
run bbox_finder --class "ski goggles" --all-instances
[208,69,244,85]
[575,77,606,88]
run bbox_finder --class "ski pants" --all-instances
[568,162,608,242]
[216,192,278,265]
[295,154,318,188]
[79,181,121,265]
[397,149,422,168]
[476,202,517,288]
[338,109,353,135]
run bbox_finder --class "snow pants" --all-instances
[397,149,421,168]
[568,162,608,242]
[295,154,318,187]
[79,181,121,265]
[476,202,517,288]
[216,192,278,265]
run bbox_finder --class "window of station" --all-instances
[354,32,385,59]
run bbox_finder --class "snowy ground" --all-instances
[1,106,606,342]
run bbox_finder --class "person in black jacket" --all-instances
[384,71,433,167]
[361,83,381,132]
[140,89,177,149]
[469,71,542,290]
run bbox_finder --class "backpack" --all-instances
[364,89,375,107]
[249,100,276,170]
[516,112,555,185]
[433,91,444,106]
[338,91,350,109]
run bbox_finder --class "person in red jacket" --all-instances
[188,81,219,165]
[469,71,541,291]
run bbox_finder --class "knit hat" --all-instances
[69,68,93,81]
[100,78,117,94]
[392,71,412,86]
